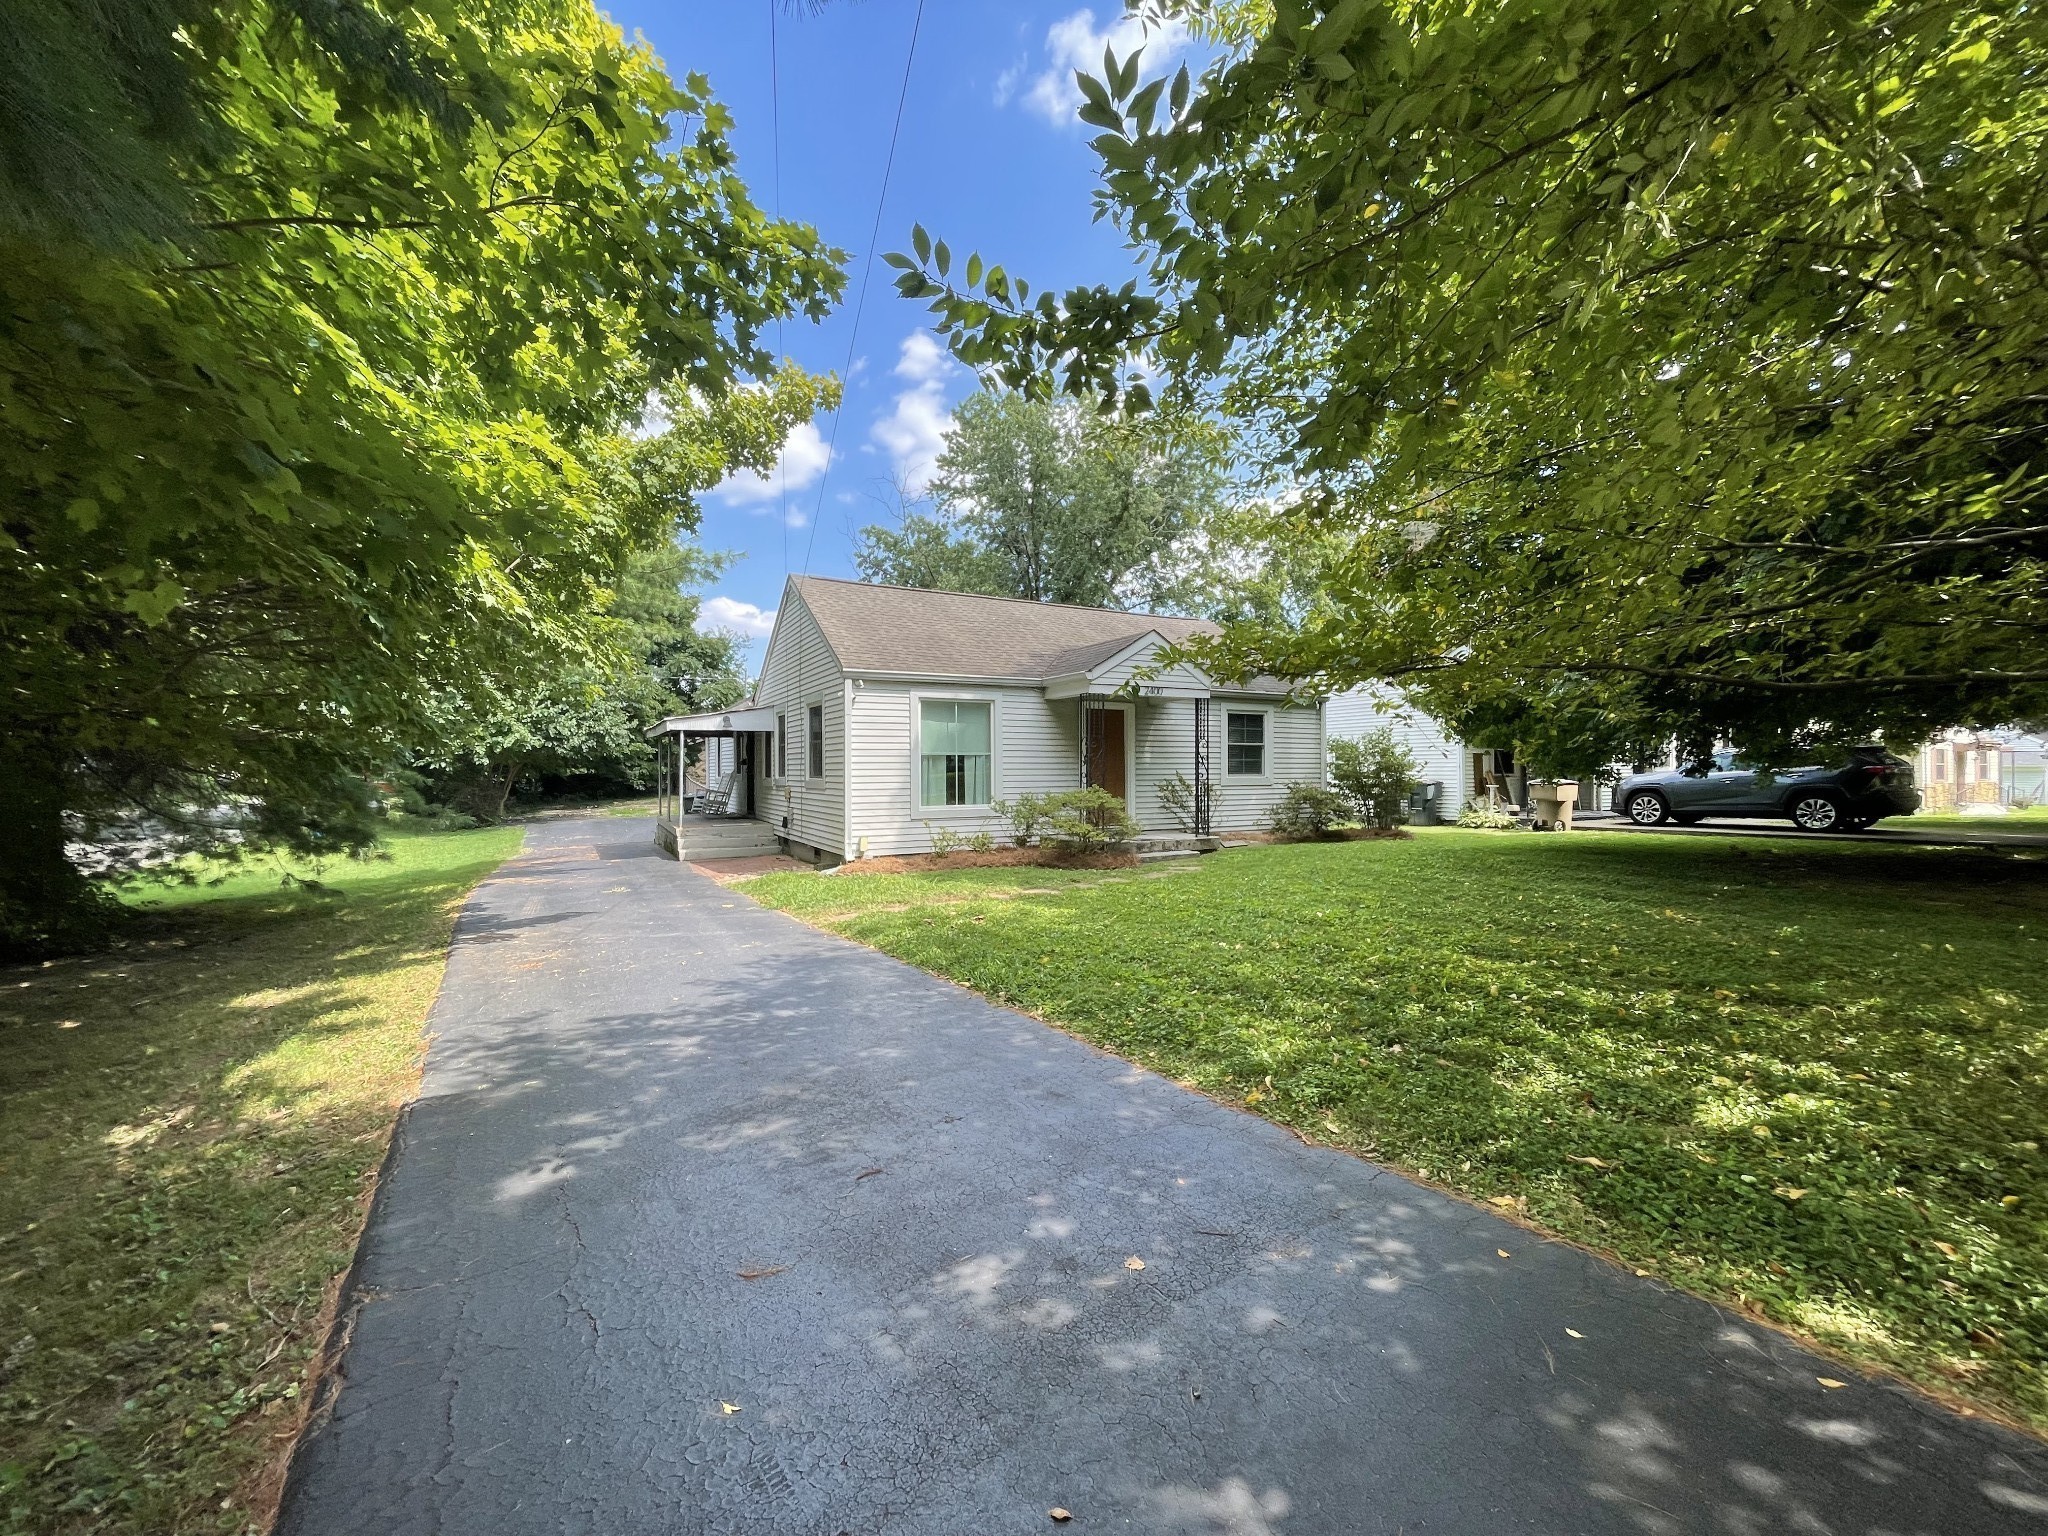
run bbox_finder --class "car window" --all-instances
[1712,750,1736,771]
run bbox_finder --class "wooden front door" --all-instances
[1086,708,1128,802]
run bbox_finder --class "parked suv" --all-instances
[1614,748,1919,832]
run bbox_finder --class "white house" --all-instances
[1325,683,1480,812]
[1915,727,2048,812]
[648,577,1327,864]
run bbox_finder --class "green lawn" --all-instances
[749,829,2048,1431]
[0,825,521,1536]
[1908,807,2048,831]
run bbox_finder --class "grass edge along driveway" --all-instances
[747,829,2048,1436]
[0,825,520,1536]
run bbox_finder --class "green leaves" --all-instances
[0,0,842,943]
[893,0,2048,764]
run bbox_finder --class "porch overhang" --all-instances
[1041,629,1215,700]
[645,705,778,740]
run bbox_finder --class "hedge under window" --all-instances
[919,700,992,806]
[1226,710,1266,776]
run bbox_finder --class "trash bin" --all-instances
[1407,781,1443,827]
[1527,779,1580,831]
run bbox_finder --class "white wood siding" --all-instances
[1210,695,1325,831]
[847,683,1077,856]
[752,593,848,858]
[1325,684,1469,807]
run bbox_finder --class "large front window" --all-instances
[919,700,992,806]
[1226,711,1266,776]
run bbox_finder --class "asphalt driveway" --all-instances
[277,817,2048,1535]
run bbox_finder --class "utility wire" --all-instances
[770,0,789,579]
[802,0,925,575]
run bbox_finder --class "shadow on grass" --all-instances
[0,830,517,1536]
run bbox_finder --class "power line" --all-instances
[769,0,789,580]
[802,0,925,575]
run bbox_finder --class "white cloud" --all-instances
[709,420,831,508]
[894,330,953,386]
[695,596,777,639]
[1019,9,1191,126]
[870,331,960,493]
[993,58,1026,107]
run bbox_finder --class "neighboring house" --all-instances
[1915,728,2048,811]
[1325,683,1480,811]
[648,576,1326,863]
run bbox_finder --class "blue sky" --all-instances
[599,1,1196,667]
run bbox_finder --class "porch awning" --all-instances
[645,705,778,740]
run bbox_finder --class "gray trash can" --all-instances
[1407,781,1443,827]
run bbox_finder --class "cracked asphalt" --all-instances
[277,816,2048,1535]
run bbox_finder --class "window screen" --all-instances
[807,703,824,778]
[776,714,786,778]
[919,700,992,806]
[1226,711,1266,776]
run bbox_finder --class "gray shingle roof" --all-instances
[789,576,1220,680]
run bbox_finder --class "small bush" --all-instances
[1157,771,1217,835]
[964,830,997,854]
[1267,782,1354,838]
[990,793,1049,847]
[925,823,964,856]
[1039,787,1140,852]
[1456,800,1522,830]
[1329,727,1421,830]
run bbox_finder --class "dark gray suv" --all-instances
[1614,748,1919,832]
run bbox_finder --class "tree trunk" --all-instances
[0,754,113,959]
[491,757,522,821]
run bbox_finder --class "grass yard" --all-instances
[1909,807,2048,831]
[0,825,521,1535]
[748,829,2048,1432]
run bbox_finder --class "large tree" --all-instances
[898,0,2048,770]
[854,391,1234,611]
[1,1,842,950]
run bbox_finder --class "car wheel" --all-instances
[1789,792,1845,831]
[1624,790,1670,826]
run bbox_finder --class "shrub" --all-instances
[1157,770,1217,835]
[1456,800,1522,830]
[990,793,1049,847]
[1038,786,1140,852]
[1267,782,1354,838]
[1329,727,1421,830]
[925,822,964,856]
[964,830,997,854]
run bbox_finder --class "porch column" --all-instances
[1192,696,1213,836]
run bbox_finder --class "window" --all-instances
[919,699,992,806]
[1226,711,1266,776]
[776,713,787,778]
[807,703,825,779]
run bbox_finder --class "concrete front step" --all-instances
[1132,834,1221,854]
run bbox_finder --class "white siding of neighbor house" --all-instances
[1326,684,1470,808]
[751,593,847,858]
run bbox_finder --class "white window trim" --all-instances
[910,691,1000,816]
[1222,704,1274,783]
[806,698,827,782]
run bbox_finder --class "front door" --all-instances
[1086,707,1128,803]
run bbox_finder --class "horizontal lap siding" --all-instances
[849,685,1076,857]
[1214,697,1325,832]
[1326,684,1468,806]
[755,595,847,858]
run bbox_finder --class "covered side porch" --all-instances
[646,705,784,861]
